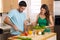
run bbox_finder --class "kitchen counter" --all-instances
[0,25,11,40]
[0,25,11,34]
[0,24,11,30]
[8,32,56,40]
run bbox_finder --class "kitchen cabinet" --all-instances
[41,0,54,15]
[0,0,18,13]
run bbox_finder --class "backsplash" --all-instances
[0,13,7,27]
[2,13,7,23]
[0,13,2,26]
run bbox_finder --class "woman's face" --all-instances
[40,8,46,14]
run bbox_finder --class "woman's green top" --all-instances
[38,17,50,32]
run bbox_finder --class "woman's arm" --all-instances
[49,15,54,27]
[32,15,39,26]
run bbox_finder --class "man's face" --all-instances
[19,6,26,12]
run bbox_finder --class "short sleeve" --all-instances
[7,10,14,18]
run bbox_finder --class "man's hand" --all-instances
[13,25,23,33]
[24,20,28,32]
[12,25,19,31]
[18,30,24,33]
[12,25,22,31]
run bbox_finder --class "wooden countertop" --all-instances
[8,32,56,40]
[40,33,56,40]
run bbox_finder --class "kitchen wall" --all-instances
[54,1,60,15]
[0,15,2,26]
[2,13,7,23]
[0,13,2,26]
[0,0,3,13]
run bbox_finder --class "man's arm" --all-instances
[24,20,28,32]
[4,16,18,31]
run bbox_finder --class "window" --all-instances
[30,0,41,22]
[31,0,41,13]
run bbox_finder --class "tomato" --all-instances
[24,32,28,36]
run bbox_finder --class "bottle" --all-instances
[41,31,45,35]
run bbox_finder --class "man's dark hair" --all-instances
[19,1,27,7]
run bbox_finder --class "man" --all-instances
[4,1,27,36]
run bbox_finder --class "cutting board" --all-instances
[8,32,56,40]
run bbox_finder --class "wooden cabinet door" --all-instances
[10,0,18,9]
[41,0,54,15]
[2,0,18,13]
[2,0,11,13]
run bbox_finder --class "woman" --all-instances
[33,4,54,32]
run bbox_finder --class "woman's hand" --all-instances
[31,22,36,26]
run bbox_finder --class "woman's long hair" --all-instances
[40,4,50,21]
